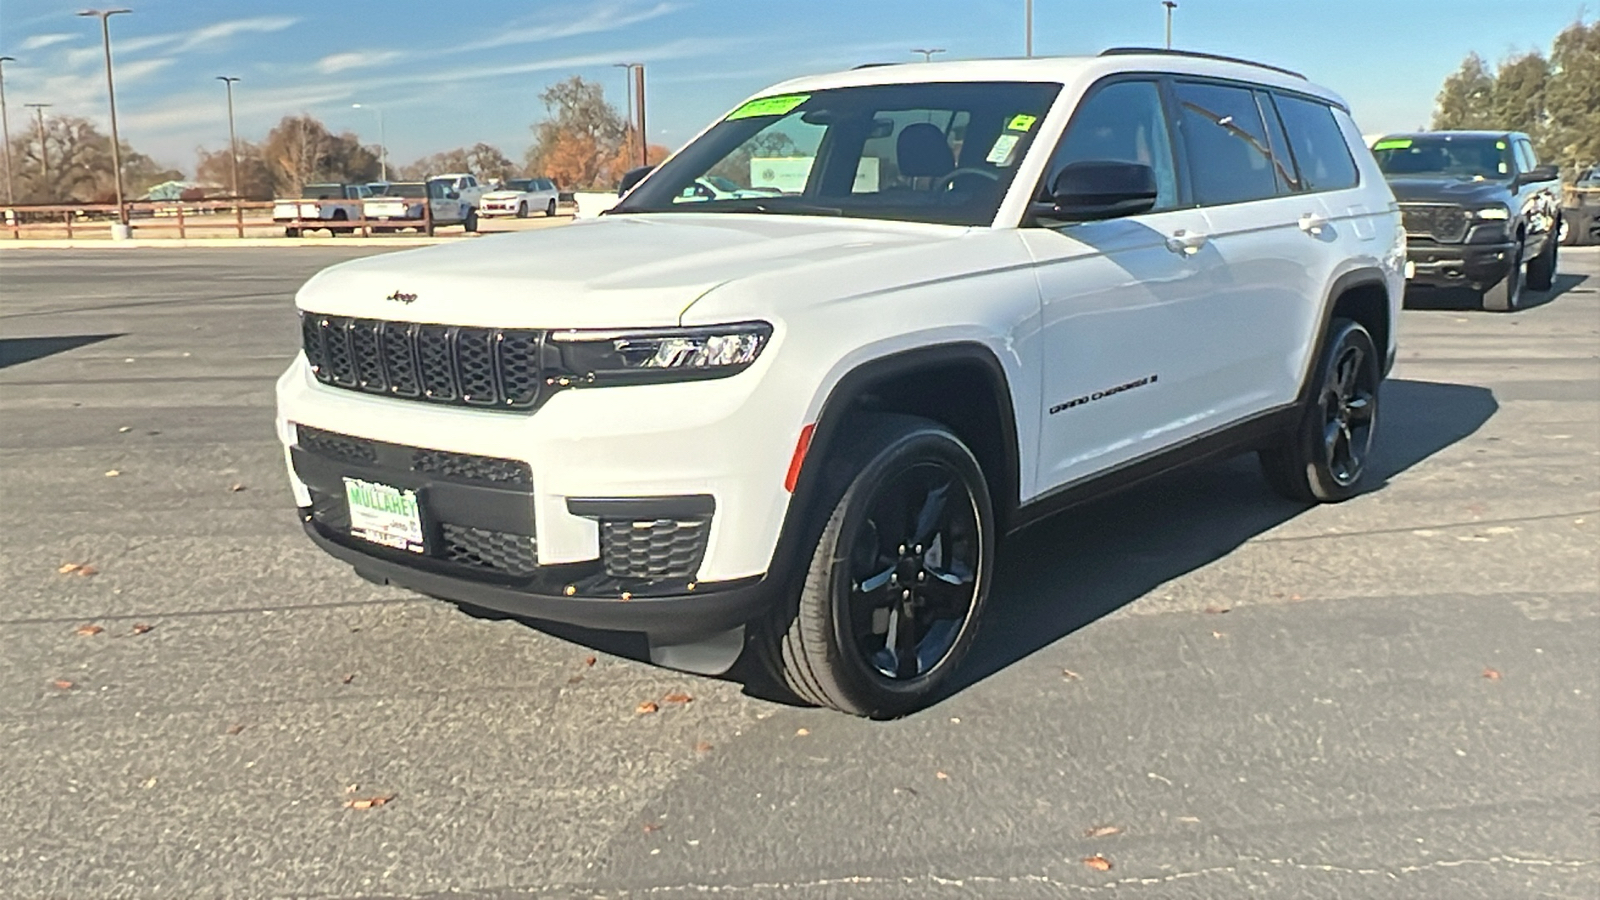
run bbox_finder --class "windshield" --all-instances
[384,183,426,198]
[504,179,533,191]
[300,184,343,199]
[615,81,1062,226]
[1373,136,1512,180]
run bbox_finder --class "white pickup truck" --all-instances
[360,179,479,234]
[274,183,371,236]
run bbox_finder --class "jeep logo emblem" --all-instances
[385,291,417,304]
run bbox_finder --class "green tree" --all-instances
[1544,19,1600,174]
[12,114,179,203]
[1488,51,1549,143]
[260,115,380,196]
[524,76,631,189]
[396,143,515,181]
[195,142,276,199]
[1432,52,1496,131]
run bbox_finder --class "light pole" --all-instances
[613,63,646,168]
[216,76,239,198]
[910,48,946,62]
[80,9,132,225]
[0,57,15,205]
[1025,0,1033,57]
[24,102,50,199]
[351,103,386,181]
[1163,1,1178,50]
[612,63,635,167]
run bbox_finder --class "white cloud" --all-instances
[20,33,75,51]
[452,1,680,52]
[174,16,299,52]
[317,50,403,75]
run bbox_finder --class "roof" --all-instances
[757,52,1346,110]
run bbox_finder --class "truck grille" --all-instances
[301,314,545,410]
[1401,204,1468,243]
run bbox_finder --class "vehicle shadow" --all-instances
[949,377,1498,694]
[0,334,121,370]
[1404,272,1584,311]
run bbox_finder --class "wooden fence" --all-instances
[2,199,446,240]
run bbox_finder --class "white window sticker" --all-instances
[986,133,1021,166]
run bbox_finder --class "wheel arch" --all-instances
[1303,267,1393,398]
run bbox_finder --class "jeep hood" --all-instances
[1387,176,1512,206]
[295,214,965,328]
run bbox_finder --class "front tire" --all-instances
[1260,318,1381,504]
[1481,245,1524,312]
[464,210,479,233]
[516,201,528,218]
[758,416,994,718]
[546,199,558,217]
[1525,234,1557,292]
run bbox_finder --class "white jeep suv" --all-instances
[278,49,1403,717]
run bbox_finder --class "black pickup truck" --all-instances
[1372,131,1563,312]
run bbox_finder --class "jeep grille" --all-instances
[1400,203,1468,243]
[301,314,544,410]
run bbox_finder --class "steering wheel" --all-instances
[933,167,1002,192]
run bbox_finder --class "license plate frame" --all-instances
[343,477,426,554]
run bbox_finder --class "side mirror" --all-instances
[1035,161,1159,222]
[1518,164,1559,185]
[446,190,460,200]
[618,165,656,196]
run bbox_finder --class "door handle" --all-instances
[1165,229,1208,255]
[1298,212,1330,235]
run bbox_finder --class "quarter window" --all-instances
[1273,95,1358,192]
[1172,82,1286,206]
[1044,80,1178,211]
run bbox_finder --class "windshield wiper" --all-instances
[750,202,844,217]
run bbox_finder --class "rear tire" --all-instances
[1481,245,1524,312]
[1260,318,1381,504]
[284,227,300,238]
[1525,234,1557,292]
[755,416,995,718]
[464,210,479,233]
[546,199,557,217]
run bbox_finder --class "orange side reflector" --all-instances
[785,423,816,493]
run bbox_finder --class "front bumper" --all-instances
[1405,239,1516,290]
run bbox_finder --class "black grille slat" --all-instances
[441,524,539,576]
[411,447,531,486]
[351,319,386,393]
[456,327,499,406]
[418,325,458,401]
[1401,204,1468,243]
[601,519,710,580]
[300,313,545,412]
[381,322,420,397]
[296,424,378,465]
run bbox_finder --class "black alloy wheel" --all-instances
[759,415,994,718]
[1260,318,1381,504]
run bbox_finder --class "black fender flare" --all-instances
[1299,266,1394,402]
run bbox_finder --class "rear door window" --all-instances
[1171,81,1285,206]
[1272,95,1359,192]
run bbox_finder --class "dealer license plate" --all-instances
[343,477,424,553]
[1404,260,1415,280]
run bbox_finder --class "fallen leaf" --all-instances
[935,771,949,780]
[343,794,395,810]
[635,700,659,715]
[228,483,247,492]
[1212,630,1225,639]
[795,727,810,736]
[1084,825,1122,838]
[51,679,75,690]
[642,822,661,833]
[225,724,245,735]
[1482,668,1502,681]
[1289,594,1302,601]
[663,691,693,704]
[694,740,713,754]
[118,426,132,433]
[341,673,355,684]
[1061,668,1081,681]
[344,784,358,793]
[58,561,98,576]
[104,469,120,477]
[1083,854,1113,872]
[1176,816,1201,823]
[1203,605,1231,614]
[142,777,157,789]
[74,623,104,636]
[130,623,154,635]
[583,655,597,667]
[566,674,584,685]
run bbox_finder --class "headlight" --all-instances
[1471,206,1510,220]
[547,322,773,386]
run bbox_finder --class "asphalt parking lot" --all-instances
[2,243,1596,899]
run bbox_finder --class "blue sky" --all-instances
[0,0,1588,174]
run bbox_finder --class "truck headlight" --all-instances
[548,322,773,386]
[1471,206,1510,221]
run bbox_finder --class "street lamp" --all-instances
[1163,1,1178,50]
[0,57,15,205]
[24,102,50,199]
[910,48,946,62]
[351,103,386,181]
[613,63,646,168]
[79,9,132,226]
[216,76,239,198]
[1025,0,1034,57]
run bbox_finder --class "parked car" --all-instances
[359,179,478,233]
[279,49,1401,716]
[1372,131,1563,311]
[479,177,560,218]
[1559,164,1599,247]
[274,183,371,237]
[429,173,485,208]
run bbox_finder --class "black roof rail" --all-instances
[852,62,901,70]
[1099,47,1305,80]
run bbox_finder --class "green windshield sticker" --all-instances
[1372,138,1412,151]
[1496,140,1507,149]
[1006,114,1038,132]
[726,94,810,121]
